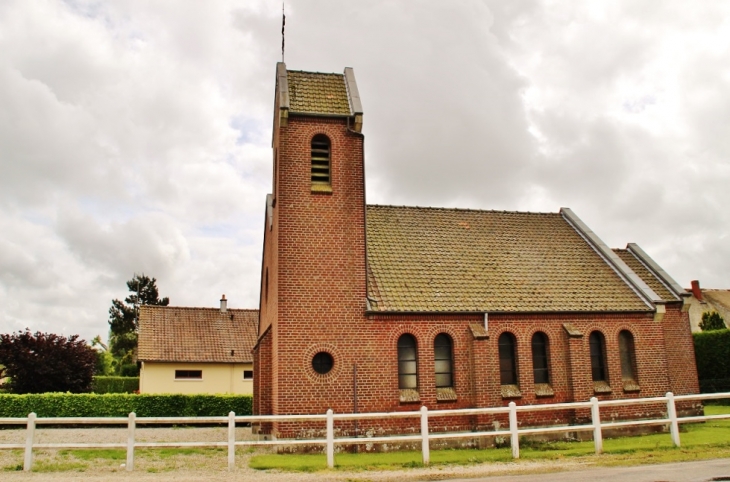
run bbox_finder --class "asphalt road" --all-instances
[447,458,730,482]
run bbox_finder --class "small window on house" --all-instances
[589,331,608,382]
[531,332,550,384]
[311,134,331,185]
[619,331,637,382]
[498,332,518,385]
[243,370,253,380]
[175,370,202,380]
[398,334,418,389]
[434,334,453,388]
[312,352,334,374]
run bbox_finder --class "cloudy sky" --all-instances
[1,0,729,342]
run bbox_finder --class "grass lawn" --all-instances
[248,405,730,472]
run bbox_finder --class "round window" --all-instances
[312,352,334,375]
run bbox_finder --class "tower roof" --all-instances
[276,62,363,118]
[287,70,351,115]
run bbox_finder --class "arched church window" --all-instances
[498,332,518,385]
[397,334,418,389]
[619,330,637,382]
[531,332,550,384]
[434,333,453,388]
[589,331,608,382]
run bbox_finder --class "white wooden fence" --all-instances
[1,391,729,472]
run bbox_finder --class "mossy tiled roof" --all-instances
[287,70,351,115]
[138,306,258,363]
[365,205,651,313]
[613,249,678,302]
[701,290,730,310]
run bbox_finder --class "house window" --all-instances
[498,332,517,385]
[434,333,453,388]
[619,330,637,382]
[175,370,202,380]
[397,334,418,389]
[312,352,334,374]
[311,134,331,185]
[589,331,608,382]
[531,332,549,384]
[243,370,253,380]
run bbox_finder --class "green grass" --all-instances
[32,460,88,472]
[61,449,126,461]
[58,447,223,461]
[249,406,730,472]
[138,447,224,459]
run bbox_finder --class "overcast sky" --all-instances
[1,0,729,342]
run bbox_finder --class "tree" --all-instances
[108,274,169,369]
[700,311,727,332]
[91,335,114,376]
[0,330,97,393]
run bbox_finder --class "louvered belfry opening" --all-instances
[311,134,331,184]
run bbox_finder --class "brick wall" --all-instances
[662,303,701,396]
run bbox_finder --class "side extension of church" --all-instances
[253,63,700,437]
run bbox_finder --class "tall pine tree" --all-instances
[108,274,169,370]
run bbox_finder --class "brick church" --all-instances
[253,63,699,437]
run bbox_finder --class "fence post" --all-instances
[590,397,602,454]
[420,405,430,465]
[126,412,135,471]
[666,392,680,447]
[228,411,236,471]
[326,409,334,468]
[509,402,519,459]
[23,412,36,471]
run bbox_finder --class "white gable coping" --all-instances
[627,243,684,300]
[561,207,661,309]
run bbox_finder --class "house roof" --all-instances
[613,248,679,302]
[286,70,352,115]
[703,290,730,310]
[365,205,653,313]
[138,306,258,363]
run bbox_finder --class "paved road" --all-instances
[447,458,730,482]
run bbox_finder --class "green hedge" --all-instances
[92,377,139,394]
[694,329,730,391]
[0,393,252,418]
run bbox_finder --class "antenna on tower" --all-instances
[281,2,286,63]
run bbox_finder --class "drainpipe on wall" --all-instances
[484,312,489,332]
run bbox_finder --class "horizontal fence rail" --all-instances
[2,391,729,471]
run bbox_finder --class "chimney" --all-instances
[690,280,703,301]
[220,294,227,313]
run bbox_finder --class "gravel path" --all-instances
[0,426,585,481]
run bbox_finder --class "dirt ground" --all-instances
[0,425,584,481]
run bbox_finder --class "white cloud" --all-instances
[1,0,729,341]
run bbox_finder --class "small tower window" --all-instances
[311,134,331,185]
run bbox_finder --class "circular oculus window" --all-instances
[312,352,334,375]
